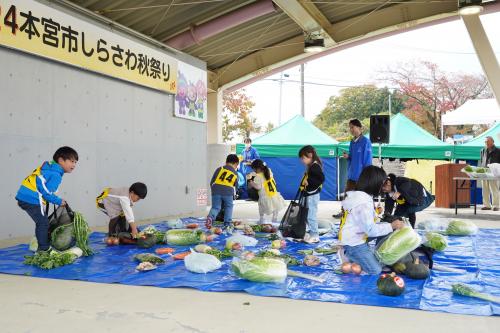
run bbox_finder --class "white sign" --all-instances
[197,188,208,206]
[175,61,207,122]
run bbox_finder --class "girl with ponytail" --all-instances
[249,159,286,223]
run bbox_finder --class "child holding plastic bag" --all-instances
[298,145,325,244]
[247,159,286,223]
[339,166,404,274]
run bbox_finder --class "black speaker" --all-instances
[370,115,390,143]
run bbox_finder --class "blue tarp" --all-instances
[0,218,498,316]
[262,157,338,201]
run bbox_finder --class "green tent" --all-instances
[338,113,453,160]
[454,122,500,160]
[236,115,338,157]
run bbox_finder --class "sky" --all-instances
[243,12,500,135]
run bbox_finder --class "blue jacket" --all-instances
[348,136,372,181]
[16,161,64,206]
[210,165,238,197]
[241,146,260,175]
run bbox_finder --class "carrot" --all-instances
[173,251,191,260]
[155,247,175,255]
[186,223,199,229]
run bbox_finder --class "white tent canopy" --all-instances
[442,99,500,126]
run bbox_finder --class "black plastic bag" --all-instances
[279,191,308,239]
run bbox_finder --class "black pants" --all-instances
[108,215,130,236]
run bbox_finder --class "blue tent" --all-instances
[237,116,339,200]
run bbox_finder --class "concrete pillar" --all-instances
[207,90,223,144]
[462,14,500,108]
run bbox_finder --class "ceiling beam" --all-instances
[272,0,335,44]
[297,0,336,41]
[215,0,462,89]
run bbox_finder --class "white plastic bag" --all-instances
[165,219,183,229]
[488,163,500,177]
[184,251,222,274]
[226,234,258,247]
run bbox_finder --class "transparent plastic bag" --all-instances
[417,219,450,233]
[226,234,258,247]
[184,251,222,274]
[375,226,422,265]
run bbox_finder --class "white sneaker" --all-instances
[304,234,320,244]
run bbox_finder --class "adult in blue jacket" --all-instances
[343,119,373,191]
[241,138,260,174]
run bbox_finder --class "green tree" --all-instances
[313,85,404,140]
[222,89,261,142]
[264,122,275,133]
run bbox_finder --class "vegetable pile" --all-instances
[256,249,300,266]
[375,227,421,265]
[24,249,79,269]
[134,253,165,264]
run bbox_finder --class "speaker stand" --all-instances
[378,143,383,167]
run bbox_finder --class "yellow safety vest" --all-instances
[299,172,323,192]
[299,172,308,191]
[21,165,43,193]
[96,188,110,208]
[338,208,378,241]
[263,176,278,198]
[21,163,50,209]
[213,167,237,188]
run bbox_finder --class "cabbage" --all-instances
[446,220,478,236]
[51,224,75,251]
[424,232,448,251]
[232,257,287,283]
[165,229,206,246]
[375,227,421,265]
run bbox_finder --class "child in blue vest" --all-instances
[205,154,240,229]
[16,147,78,252]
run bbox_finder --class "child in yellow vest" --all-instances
[339,166,404,274]
[247,159,286,223]
[16,147,78,252]
[205,154,240,229]
[96,183,147,238]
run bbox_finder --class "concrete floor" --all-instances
[0,201,499,332]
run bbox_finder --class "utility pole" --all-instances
[300,63,305,117]
[278,73,289,125]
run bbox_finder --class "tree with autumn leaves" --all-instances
[382,61,492,136]
[315,61,492,139]
[222,89,262,142]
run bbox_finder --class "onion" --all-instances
[341,262,352,274]
[351,263,362,275]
